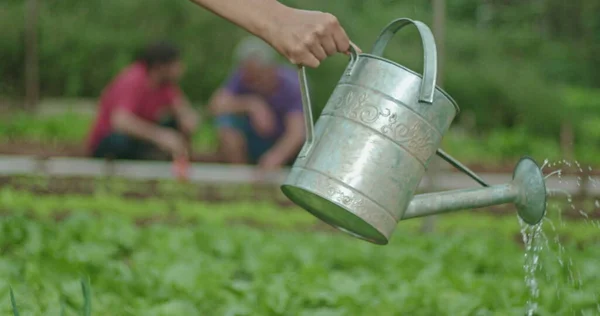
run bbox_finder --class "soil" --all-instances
[1,175,600,221]
[2,205,596,250]
[2,140,599,177]
[1,141,600,222]
[0,175,295,205]
[0,141,86,157]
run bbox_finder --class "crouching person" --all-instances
[86,41,199,161]
[208,36,305,170]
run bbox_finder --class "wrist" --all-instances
[268,144,292,161]
[254,1,290,44]
[275,134,304,156]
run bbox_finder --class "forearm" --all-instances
[189,0,285,39]
[216,100,248,115]
[268,131,305,162]
[174,105,195,124]
[111,110,164,144]
[173,102,199,135]
[209,90,253,115]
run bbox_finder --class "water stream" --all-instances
[520,159,600,315]
[520,217,543,316]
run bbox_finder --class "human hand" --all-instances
[155,128,188,159]
[258,150,286,171]
[246,96,276,138]
[265,6,362,68]
[172,155,190,182]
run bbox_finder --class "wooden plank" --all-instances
[0,156,38,175]
[41,156,290,184]
[24,0,40,110]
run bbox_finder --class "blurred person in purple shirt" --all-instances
[208,36,305,170]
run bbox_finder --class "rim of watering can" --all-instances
[357,53,460,114]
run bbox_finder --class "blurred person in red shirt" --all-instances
[86,41,199,161]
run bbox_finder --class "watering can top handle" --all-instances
[371,18,438,104]
[347,43,360,67]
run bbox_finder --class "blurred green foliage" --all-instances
[0,112,91,143]
[4,110,600,165]
[0,111,219,153]
[1,0,600,158]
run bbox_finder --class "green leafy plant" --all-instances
[1,174,599,315]
[10,278,92,316]
[1,207,598,315]
[9,287,19,316]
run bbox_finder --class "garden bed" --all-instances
[2,140,599,178]
[1,175,599,220]
[1,205,598,315]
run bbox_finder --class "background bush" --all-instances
[1,0,599,163]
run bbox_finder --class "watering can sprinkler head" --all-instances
[280,17,547,245]
[511,156,547,225]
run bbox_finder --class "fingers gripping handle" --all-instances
[371,18,438,104]
[344,44,360,77]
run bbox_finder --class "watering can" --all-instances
[280,18,547,245]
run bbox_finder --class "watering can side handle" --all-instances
[296,48,359,158]
[296,66,315,158]
[371,18,437,104]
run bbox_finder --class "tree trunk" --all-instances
[476,0,494,30]
[24,0,40,111]
[421,0,446,234]
[432,0,446,87]
[560,122,574,162]
[421,157,441,234]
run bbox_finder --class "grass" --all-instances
[1,182,599,315]
[10,287,19,316]
[0,109,218,153]
[3,108,600,166]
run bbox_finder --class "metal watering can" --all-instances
[280,18,547,245]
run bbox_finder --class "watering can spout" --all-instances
[403,157,547,224]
